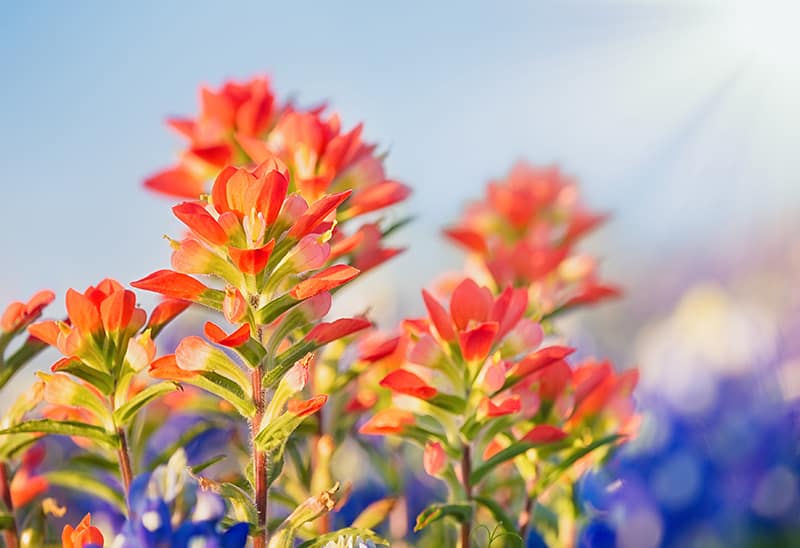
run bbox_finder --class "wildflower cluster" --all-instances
[0,74,636,547]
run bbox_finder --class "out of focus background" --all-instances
[2,2,800,544]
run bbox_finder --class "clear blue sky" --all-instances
[2,0,798,323]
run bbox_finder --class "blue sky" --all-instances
[2,0,798,326]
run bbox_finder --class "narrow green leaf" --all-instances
[414,503,472,532]
[352,498,396,529]
[45,470,125,512]
[217,481,258,525]
[113,382,178,425]
[473,496,518,537]
[0,420,117,449]
[263,341,316,389]
[428,393,466,413]
[0,339,47,390]
[296,528,389,548]
[50,358,115,395]
[191,454,226,474]
[256,294,300,325]
[534,434,623,495]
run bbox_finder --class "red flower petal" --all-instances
[359,408,415,435]
[521,425,568,444]
[204,322,251,347]
[379,369,438,400]
[481,396,521,417]
[287,394,328,417]
[65,289,102,335]
[228,240,275,275]
[347,180,411,216]
[172,202,228,246]
[290,265,360,300]
[513,346,575,378]
[149,354,198,381]
[442,227,488,255]
[305,317,372,344]
[99,289,136,333]
[131,270,208,300]
[147,299,192,332]
[422,289,456,342]
[288,190,352,238]
[450,279,493,330]
[144,166,205,199]
[458,321,499,362]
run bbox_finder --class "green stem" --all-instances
[460,445,472,548]
[0,462,19,548]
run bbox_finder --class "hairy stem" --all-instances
[519,491,535,542]
[252,367,268,548]
[0,462,19,548]
[117,428,134,498]
[460,444,472,548]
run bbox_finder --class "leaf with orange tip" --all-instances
[1,290,55,333]
[27,321,61,347]
[479,395,521,418]
[290,265,360,300]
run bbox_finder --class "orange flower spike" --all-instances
[290,265,360,300]
[359,408,416,436]
[131,270,210,301]
[62,513,104,548]
[1,289,55,333]
[379,369,438,400]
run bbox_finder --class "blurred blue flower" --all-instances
[112,449,248,548]
[578,374,800,548]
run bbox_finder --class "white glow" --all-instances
[722,0,800,70]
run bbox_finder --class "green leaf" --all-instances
[263,341,316,389]
[296,528,389,548]
[0,420,117,449]
[113,382,178,425]
[0,513,15,530]
[381,215,414,238]
[352,498,396,529]
[414,503,473,532]
[256,294,300,325]
[45,469,125,512]
[180,371,255,417]
[534,434,623,495]
[473,496,518,537]
[471,442,538,485]
[428,393,466,414]
[191,454,226,474]
[50,358,115,395]
[217,481,258,525]
[0,339,47,390]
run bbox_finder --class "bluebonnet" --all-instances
[578,374,800,548]
[111,449,248,548]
